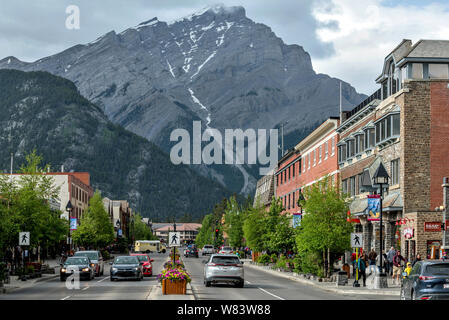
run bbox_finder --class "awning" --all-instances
[349,197,368,216]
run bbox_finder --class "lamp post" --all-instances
[66,201,73,255]
[372,162,389,289]
[173,219,177,265]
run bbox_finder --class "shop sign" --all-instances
[425,222,441,232]
[403,227,414,239]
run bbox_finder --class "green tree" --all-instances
[0,150,67,261]
[72,190,114,249]
[131,213,156,241]
[295,176,352,278]
[195,214,214,249]
[224,196,245,248]
[242,200,266,252]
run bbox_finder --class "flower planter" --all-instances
[162,279,187,295]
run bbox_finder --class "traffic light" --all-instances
[215,228,219,238]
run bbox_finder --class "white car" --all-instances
[219,246,234,254]
[201,245,215,256]
[203,254,244,287]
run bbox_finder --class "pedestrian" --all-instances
[392,251,406,285]
[387,246,396,276]
[404,262,412,276]
[382,251,389,274]
[368,249,377,275]
[412,253,421,267]
[357,256,367,287]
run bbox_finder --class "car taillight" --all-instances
[420,296,431,300]
[419,276,435,281]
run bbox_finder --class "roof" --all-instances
[407,40,449,58]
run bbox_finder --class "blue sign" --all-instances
[118,229,123,237]
[70,217,77,230]
[367,195,380,221]
[292,214,302,228]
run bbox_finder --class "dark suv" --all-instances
[401,260,449,300]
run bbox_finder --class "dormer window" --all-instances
[375,112,400,147]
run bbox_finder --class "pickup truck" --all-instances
[201,245,215,256]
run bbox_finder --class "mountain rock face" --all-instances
[0,5,366,195]
[0,69,238,221]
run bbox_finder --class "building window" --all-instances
[292,163,295,178]
[375,113,400,145]
[293,191,295,208]
[350,176,356,197]
[391,158,400,185]
[338,144,347,163]
[288,194,291,209]
[347,139,355,159]
[358,174,363,194]
[288,167,290,181]
[325,141,328,159]
[342,179,348,194]
[355,134,364,154]
[429,64,449,79]
[331,137,335,156]
[319,145,322,163]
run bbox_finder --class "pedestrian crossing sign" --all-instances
[169,232,181,247]
[351,233,363,248]
[19,232,30,246]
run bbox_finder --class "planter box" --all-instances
[162,279,187,295]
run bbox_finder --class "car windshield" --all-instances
[425,264,449,276]
[65,257,89,265]
[204,246,213,248]
[74,252,98,260]
[133,255,149,262]
[212,256,240,264]
[222,247,232,250]
[114,256,139,265]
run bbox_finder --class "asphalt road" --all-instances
[183,255,399,300]
[1,250,398,300]
[0,252,168,300]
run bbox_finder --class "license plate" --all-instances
[443,284,449,289]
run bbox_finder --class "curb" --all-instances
[244,263,400,296]
[1,274,59,294]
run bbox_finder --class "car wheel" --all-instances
[205,280,211,287]
[60,277,65,282]
[412,290,416,300]
[236,281,244,288]
[110,277,114,281]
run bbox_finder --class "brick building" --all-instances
[274,117,340,221]
[339,39,449,261]
[253,168,276,210]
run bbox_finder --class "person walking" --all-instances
[357,256,367,287]
[392,251,406,285]
[387,246,396,276]
[382,251,389,274]
[368,249,378,275]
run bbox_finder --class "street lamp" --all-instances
[372,162,389,289]
[66,200,73,255]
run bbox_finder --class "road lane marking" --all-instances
[246,280,252,284]
[61,296,71,300]
[257,287,285,300]
[82,286,89,291]
[97,277,108,283]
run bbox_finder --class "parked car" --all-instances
[401,260,449,300]
[219,246,234,254]
[184,245,199,258]
[203,254,244,287]
[60,256,95,281]
[130,253,154,276]
[202,245,215,256]
[110,256,143,281]
[73,250,104,277]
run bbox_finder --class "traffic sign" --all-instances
[19,232,30,246]
[351,233,363,248]
[169,232,181,247]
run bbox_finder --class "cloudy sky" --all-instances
[1,0,449,94]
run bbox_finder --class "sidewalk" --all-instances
[242,259,400,296]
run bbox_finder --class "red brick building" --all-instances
[274,117,340,219]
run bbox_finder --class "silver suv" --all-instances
[201,245,215,256]
[203,254,244,287]
[74,251,104,277]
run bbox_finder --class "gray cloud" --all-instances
[0,0,335,62]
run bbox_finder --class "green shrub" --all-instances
[276,256,288,269]
[257,254,270,265]
[270,253,278,264]
[298,251,323,277]
[25,265,35,275]
[292,256,302,273]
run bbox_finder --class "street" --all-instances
[1,251,398,300]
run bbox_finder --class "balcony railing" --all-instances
[344,88,382,120]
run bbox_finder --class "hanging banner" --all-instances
[292,213,302,228]
[367,195,380,221]
[70,217,78,230]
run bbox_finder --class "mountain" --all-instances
[0,4,366,195]
[0,69,239,221]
